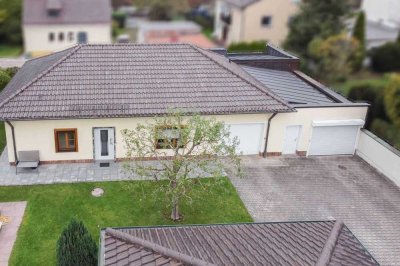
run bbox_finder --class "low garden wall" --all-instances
[356,129,400,187]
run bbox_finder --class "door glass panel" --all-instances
[100,130,109,156]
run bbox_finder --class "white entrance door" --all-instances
[228,123,264,155]
[94,128,115,161]
[283,125,302,154]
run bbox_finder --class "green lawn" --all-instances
[0,45,22,58]
[0,178,252,265]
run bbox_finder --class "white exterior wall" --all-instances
[23,24,112,55]
[356,129,400,186]
[267,107,368,153]
[5,114,271,163]
[4,106,368,163]
[214,0,299,45]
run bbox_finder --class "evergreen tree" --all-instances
[352,11,366,70]
[352,11,366,49]
[57,219,98,266]
[284,0,350,60]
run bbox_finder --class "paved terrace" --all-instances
[0,148,213,186]
[228,156,400,266]
[0,148,143,186]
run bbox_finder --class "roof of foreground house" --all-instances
[23,0,111,25]
[0,44,293,121]
[100,221,378,266]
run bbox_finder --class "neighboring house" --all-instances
[361,0,400,49]
[0,43,368,164]
[99,221,378,265]
[136,21,216,48]
[23,0,112,58]
[213,0,300,46]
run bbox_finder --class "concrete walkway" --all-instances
[228,155,400,266]
[0,201,27,266]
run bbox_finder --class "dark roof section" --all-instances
[240,66,338,105]
[100,221,379,266]
[222,0,260,8]
[211,43,365,107]
[0,44,293,121]
[23,0,112,25]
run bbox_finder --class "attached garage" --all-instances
[228,123,265,155]
[308,120,365,156]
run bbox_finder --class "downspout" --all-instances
[263,113,277,158]
[5,121,17,163]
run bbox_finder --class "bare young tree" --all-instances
[122,111,242,221]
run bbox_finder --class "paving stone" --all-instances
[228,155,400,266]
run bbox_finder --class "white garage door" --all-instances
[228,123,264,155]
[308,123,361,156]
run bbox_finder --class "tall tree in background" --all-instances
[352,11,366,70]
[0,0,22,45]
[308,34,360,83]
[284,0,350,61]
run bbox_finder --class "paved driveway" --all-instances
[228,156,400,266]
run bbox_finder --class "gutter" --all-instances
[5,121,17,163]
[263,113,277,158]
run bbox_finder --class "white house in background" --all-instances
[213,0,300,46]
[361,0,400,49]
[23,0,112,58]
[0,43,369,165]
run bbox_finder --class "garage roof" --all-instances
[101,221,378,266]
[241,66,337,105]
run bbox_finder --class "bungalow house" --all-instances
[99,221,378,265]
[23,0,112,58]
[0,43,368,164]
[213,0,300,45]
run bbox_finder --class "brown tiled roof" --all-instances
[0,44,293,121]
[101,221,378,266]
[23,0,111,25]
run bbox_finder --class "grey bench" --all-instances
[16,150,40,174]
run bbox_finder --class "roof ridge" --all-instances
[105,228,216,266]
[0,45,82,109]
[193,45,294,112]
[315,220,344,266]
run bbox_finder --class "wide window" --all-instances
[155,126,184,149]
[54,129,78,152]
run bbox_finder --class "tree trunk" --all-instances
[170,197,180,221]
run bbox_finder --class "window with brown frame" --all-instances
[54,129,78,152]
[155,126,185,149]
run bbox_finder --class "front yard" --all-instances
[0,178,252,265]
